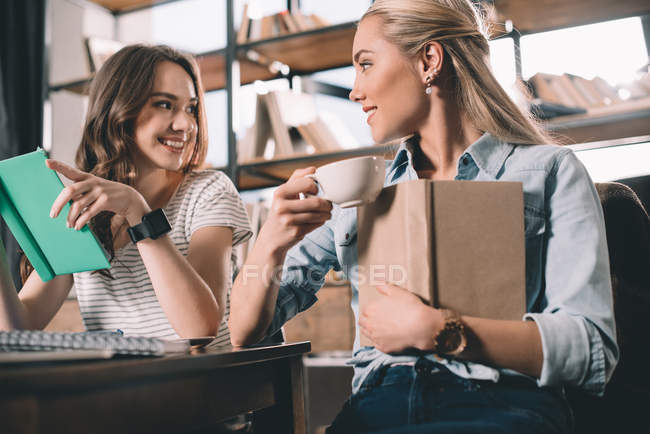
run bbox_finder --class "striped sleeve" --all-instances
[190,171,252,247]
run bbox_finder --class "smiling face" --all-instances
[350,16,429,143]
[132,60,198,174]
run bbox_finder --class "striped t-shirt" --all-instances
[73,170,252,345]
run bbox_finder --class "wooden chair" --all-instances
[568,182,650,434]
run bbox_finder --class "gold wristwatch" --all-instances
[432,309,467,356]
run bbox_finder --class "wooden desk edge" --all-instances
[0,341,311,392]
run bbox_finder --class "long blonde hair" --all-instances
[363,0,553,145]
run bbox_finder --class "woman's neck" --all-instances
[134,168,184,210]
[414,94,482,180]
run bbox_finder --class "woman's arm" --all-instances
[46,159,236,338]
[229,168,333,346]
[135,225,233,337]
[0,236,73,330]
[359,283,543,377]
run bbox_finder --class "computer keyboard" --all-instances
[0,330,189,356]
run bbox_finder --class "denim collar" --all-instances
[387,133,515,182]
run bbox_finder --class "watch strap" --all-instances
[127,208,171,244]
[127,221,151,244]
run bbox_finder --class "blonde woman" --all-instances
[229,1,617,432]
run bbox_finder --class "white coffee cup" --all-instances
[306,156,386,208]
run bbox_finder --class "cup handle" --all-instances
[301,174,329,201]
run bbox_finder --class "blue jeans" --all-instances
[326,358,573,434]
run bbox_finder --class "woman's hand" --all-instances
[359,283,443,354]
[47,159,150,229]
[255,167,332,258]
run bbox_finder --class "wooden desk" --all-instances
[0,341,310,434]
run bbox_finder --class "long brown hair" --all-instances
[21,44,208,282]
[362,0,554,146]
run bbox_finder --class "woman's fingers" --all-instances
[275,175,319,199]
[50,180,94,219]
[72,198,106,230]
[276,196,332,214]
[66,188,101,228]
[46,159,89,182]
[281,212,332,226]
[288,166,316,181]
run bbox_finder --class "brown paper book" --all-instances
[357,179,526,347]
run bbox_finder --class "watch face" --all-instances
[144,209,172,234]
[438,327,462,353]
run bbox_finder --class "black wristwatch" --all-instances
[127,208,171,243]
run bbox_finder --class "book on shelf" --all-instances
[568,74,605,107]
[528,73,563,106]
[525,72,648,117]
[557,74,590,108]
[239,90,352,162]
[290,9,310,31]
[619,79,650,100]
[309,14,329,28]
[260,15,275,40]
[85,37,125,73]
[237,7,330,43]
[0,149,110,282]
[248,16,262,41]
[547,75,579,108]
[279,10,299,33]
[236,3,250,44]
[591,76,622,104]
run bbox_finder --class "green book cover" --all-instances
[0,149,110,282]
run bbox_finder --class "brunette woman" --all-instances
[0,45,251,344]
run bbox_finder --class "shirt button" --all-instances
[462,156,470,166]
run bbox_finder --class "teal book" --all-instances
[0,149,110,282]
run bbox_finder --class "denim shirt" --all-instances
[270,133,618,396]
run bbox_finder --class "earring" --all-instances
[425,76,433,95]
[425,68,438,95]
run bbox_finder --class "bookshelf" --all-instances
[238,144,396,190]
[49,0,650,190]
[240,22,357,75]
[48,0,368,191]
[546,96,650,143]
[494,0,650,34]
[497,0,650,145]
[50,22,357,95]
